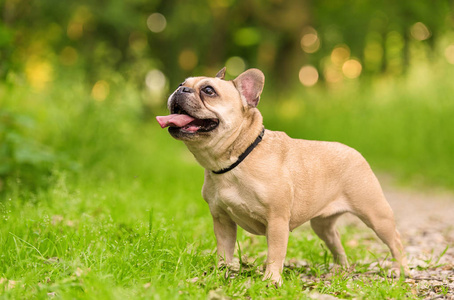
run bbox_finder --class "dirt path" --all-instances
[340,176,454,299]
[386,182,454,299]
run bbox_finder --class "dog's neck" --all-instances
[185,110,264,173]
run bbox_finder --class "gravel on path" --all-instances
[385,183,454,300]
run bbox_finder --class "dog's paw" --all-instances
[217,257,240,270]
[387,267,400,278]
[263,277,283,288]
[387,266,410,278]
[335,254,349,268]
[387,262,411,278]
[263,270,283,287]
[218,258,241,279]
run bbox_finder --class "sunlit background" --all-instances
[1,0,454,191]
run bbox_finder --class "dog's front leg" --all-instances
[264,219,289,286]
[212,214,237,266]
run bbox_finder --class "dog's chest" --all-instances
[203,177,268,235]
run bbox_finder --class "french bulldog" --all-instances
[156,67,409,286]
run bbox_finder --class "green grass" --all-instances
[2,66,453,298]
[0,161,416,299]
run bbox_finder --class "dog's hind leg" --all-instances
[348,185,409,276]
[310,213,349,267]
[357,208,409,276]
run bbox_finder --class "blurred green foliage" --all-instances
[1,0,454,192]
[0,110,55,190]
[1,0,453,87]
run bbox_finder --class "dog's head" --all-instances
[156,68,265,142]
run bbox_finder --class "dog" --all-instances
[156,67,409,285]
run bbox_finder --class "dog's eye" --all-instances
[202,86,216,96]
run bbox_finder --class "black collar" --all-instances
[212,127,265,175]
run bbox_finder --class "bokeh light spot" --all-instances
[342,59,362,79]
[91,80,110,101]
[178,50,198,71]
[278,100,303,120]
[234,27,260,47]
[147,13,167,33]
[25,58,54,91]
[301,27,320,54]
[225,56,246,76]
[301,33,320,53]
[67,22,83,40]
[410,22,431,41]
[323,66,343,83]
[331,45,350,66]
[145,69,166,93]
[299,65,319,87]
[444,45,454,64]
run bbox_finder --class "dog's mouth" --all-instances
[156,103,219,133]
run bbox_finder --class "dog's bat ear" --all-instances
[233,68,265,107]
[215,67,226,80]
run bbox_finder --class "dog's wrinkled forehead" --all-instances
[175,76,240,101]
[180,76,224,89]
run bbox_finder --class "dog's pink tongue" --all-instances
[156,114,196,128]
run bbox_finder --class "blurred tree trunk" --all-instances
[254,0,310,88]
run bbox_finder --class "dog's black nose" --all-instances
[179,86,194,93]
